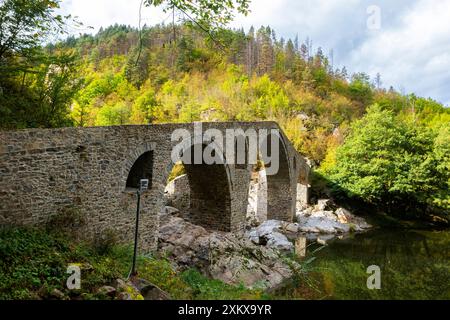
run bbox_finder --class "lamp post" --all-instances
[129,179,149,278]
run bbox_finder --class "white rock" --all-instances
[247,230,260,245]
[316,199,334,211]
[310,210,338,221]
[298,216,350,234]
[335,208,349,224]
[284,223,299,233]
[256,220,283,236]
[265,232,294,252]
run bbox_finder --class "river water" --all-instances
[278,228,450,300]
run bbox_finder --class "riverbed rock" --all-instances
[246,220,294,252]
[266,231,294,251]
[296,198,372,237]
[137,280,171,300]
[298,215,351,234]
[283,222,300,233]
[97,285,116,297]
[50,288,66,300]
[334,208,349,224]
[316,199,336,211]
[158,215,296,290]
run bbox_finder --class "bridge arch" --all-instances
[121,142,156,192]
[165,140,233,232]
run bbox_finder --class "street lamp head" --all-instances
[139,179,149,192]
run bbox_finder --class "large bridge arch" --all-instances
[163,137,234,232]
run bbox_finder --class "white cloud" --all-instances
[60,0,166,34]
[347,0,450,105]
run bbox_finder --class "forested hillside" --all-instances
[47,24,449,163]
[1,16,448,218]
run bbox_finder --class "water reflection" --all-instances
[284,229,450,300]
[295,236,306,258]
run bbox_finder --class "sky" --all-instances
[59,0,450,106]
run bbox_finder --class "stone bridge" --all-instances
[0,122,310,250]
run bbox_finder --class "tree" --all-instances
[95,102,131,126]
[125,46,149,88]
[375,72,382,90]
[0,0,68,63]
[0,0,82,129]
[324,104,449,218]
[144,0,250,31]
[34,51,83,127]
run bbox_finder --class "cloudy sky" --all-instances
[59,0,450,106]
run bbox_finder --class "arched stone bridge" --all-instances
[0,122,310,250]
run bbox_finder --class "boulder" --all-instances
[334,208,349,224]
[113,278,145,300]
[97,285,116,297]
[298,216,350,234]
[246,220,293,251]
[266,231,294,251]
[50,288,66,300]
[315,199,335,211]
[310,210,338,221]
[256,220,283,235]
[137,280,171,300]
[117,292,133,300]
[247,229,260,245]
[283,222,299,233]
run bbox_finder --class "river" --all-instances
[277,228,450,300]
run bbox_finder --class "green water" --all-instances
[281,228,450,300]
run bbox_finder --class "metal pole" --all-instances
[131,189,141,277]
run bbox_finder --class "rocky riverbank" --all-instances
[163,174,372,290]
[158,210,298,290]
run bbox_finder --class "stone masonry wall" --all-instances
[0,122,310,251]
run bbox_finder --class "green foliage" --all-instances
[181,269,267,300]
[0,0,82,129]
[0,226,269,300]
[0,0,67,61]
[0,227,124,300]
[322,104,450,218]
[145,0,250,31]
[137,257,193,299]
[95,102,131,126]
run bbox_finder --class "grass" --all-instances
[0,226,270,300]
